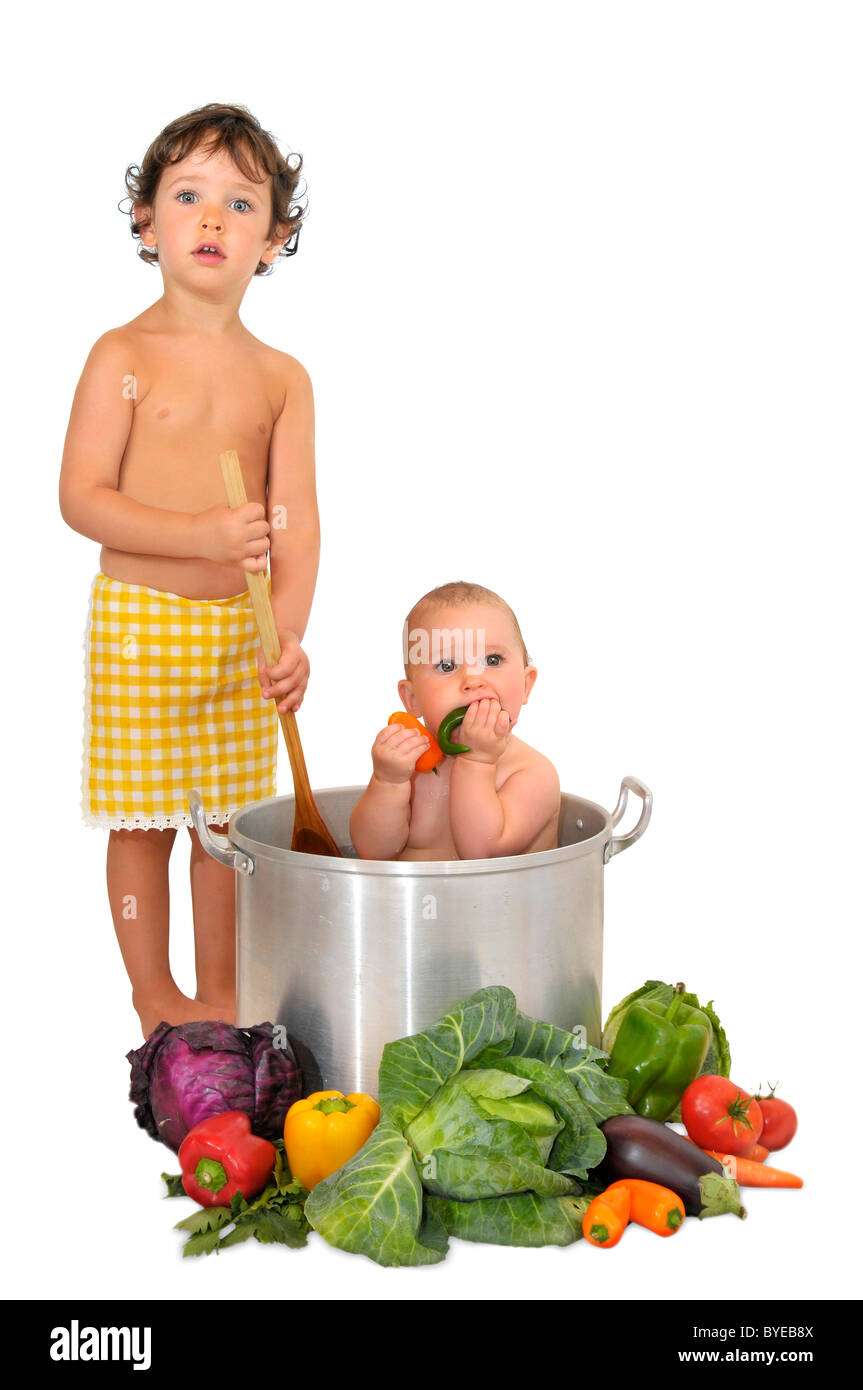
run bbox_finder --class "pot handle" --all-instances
[188,790,255,876]
[604,776,653,863]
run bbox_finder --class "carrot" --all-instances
[703,1150,802,1188]
[684,1134,770,1163]
[605,1178,685,1236]
[582,1184,631,1247]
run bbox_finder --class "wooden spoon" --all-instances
[219,450,342,857]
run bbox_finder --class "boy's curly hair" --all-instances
[122,102,307,276]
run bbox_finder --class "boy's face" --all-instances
[136,140,289,287]
[398,602,537,737]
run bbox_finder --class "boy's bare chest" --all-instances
[121,340,283,507]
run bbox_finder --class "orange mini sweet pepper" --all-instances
[284,1090,381,1190]
[387,711,443,773]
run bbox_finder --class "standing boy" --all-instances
[60,103,319,1038]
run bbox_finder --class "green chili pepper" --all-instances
[437,705,471,755]
[606,983,711,1121]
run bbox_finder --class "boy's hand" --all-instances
[195,503,270,571]
[459,697,512,765]
[257,632,309,713]
[371,724,429,785]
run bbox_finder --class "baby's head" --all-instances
[399,581,537,736]
[123,101,306,277]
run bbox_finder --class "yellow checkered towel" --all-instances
[81,573,278,830]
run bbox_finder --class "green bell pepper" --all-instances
[606,983,711,1120]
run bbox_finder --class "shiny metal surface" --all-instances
[193,778,651,1096]
[188,790,254,875]
[606,776,653,862]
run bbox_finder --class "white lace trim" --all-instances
[81,808,239,831]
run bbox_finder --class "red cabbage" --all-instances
[127,1020,302,1152]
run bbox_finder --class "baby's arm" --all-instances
[448,699,560,858]
[350,724,430,859]
[59,331,268,567]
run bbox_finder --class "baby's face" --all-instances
[137,141,287,284]
[399,602,537,738]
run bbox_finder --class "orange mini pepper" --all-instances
[284,1090,381,1190]
[605,1179,685,1236]
[582,1183,631,1247]
[387,712,443,773]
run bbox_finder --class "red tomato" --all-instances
[756,1093,798,1151]
[681,1075,764,1157]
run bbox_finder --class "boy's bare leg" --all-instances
[188,822,237,1023]
[107,827,233,1038]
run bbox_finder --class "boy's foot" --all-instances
[136,990,236,1040]
[195,993,237,1028]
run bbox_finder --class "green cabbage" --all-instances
[304,986,631,1266]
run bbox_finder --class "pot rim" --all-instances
[228,785,614,877]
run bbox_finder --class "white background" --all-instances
[3,1,860,1303]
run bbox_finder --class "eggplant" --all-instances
[598,1115,746,1219]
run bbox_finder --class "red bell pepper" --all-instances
[178,1111,277,1207]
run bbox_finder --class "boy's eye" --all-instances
[435,660,456,673]
[486,654,503,666]
[175,191,253,213]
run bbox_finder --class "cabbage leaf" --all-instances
[305,986,632,1265]
[303,1116,448,1267]
[427,1192,592,1247]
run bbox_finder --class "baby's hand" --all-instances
[196,503,270,571]
[459,697,512,765]
[371,723,430,785]
[258,632,309,713]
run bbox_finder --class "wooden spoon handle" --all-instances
[217,450,315,816]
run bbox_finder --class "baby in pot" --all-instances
[351,582,561,861]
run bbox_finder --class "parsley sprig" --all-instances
[162,1140,310,1257]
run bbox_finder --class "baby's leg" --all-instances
[188,822,237,1023]
[107,827,233,1038]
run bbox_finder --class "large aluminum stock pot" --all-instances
[189,776,652,1096]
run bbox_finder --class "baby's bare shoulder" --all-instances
[502,738,560,790]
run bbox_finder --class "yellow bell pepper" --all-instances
[284,1090,381,1190]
